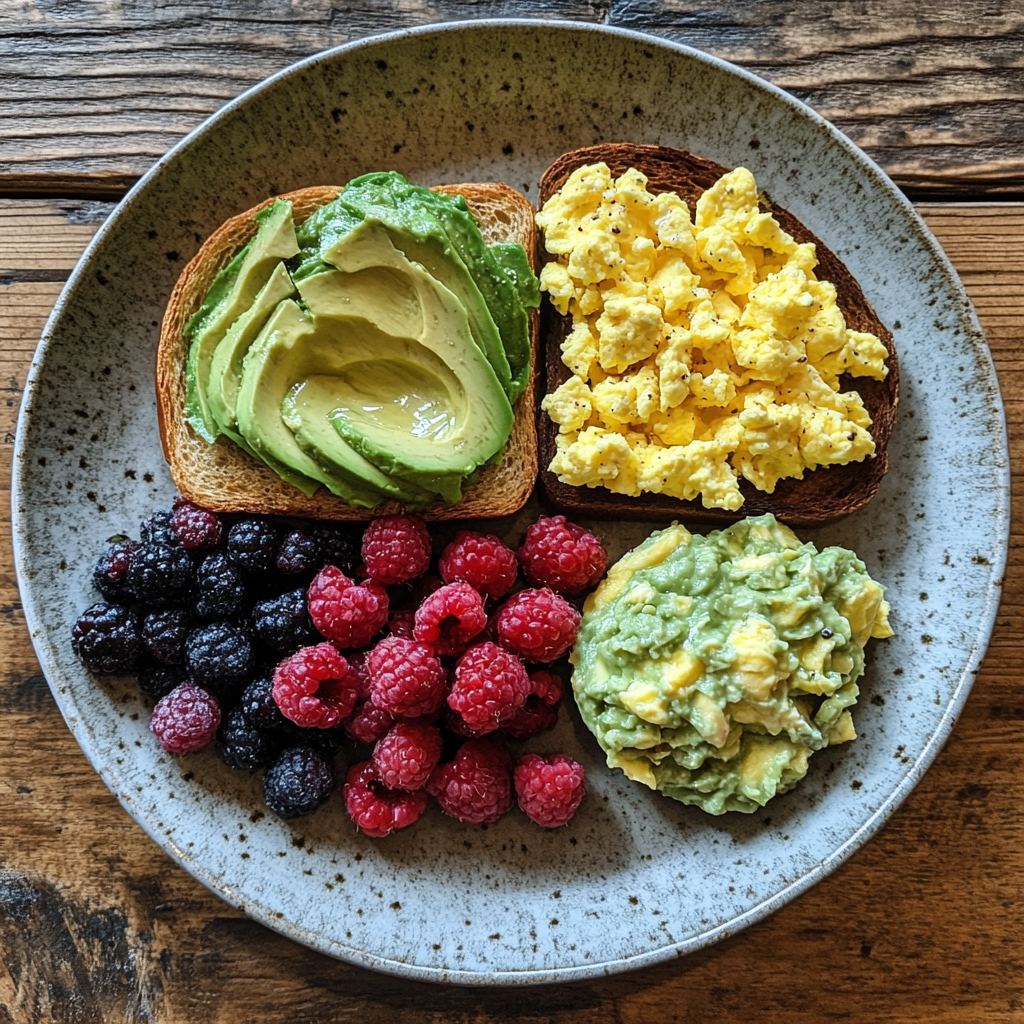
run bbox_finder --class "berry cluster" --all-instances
[72,505,604,834]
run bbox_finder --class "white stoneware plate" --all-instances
[12,20,1008,985]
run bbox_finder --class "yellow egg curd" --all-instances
[537,163,890,510]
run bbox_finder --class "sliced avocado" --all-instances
[185,199,299,441]
[206,261,296,440]
[235,299,390,507]
[307,220,513,494]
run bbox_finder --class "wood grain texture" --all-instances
[2,198,1023,1020]
[2,0,1024,198]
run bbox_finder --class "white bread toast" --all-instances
[156,183,539,521]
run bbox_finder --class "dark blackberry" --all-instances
[218,705,285,771]
[137,662,187,702]
[92,536,140,602]
[226,519,278,576]
[192,552,248,621]
[275,529,321,577]
[310,523,362,576]
[171,497,225,551]
[140,509,179,547]
[141,608,191,665]
[72,602,142,674]
[237,674,290,731]
[297,723,347,757]
[263,745,336,818]
[251,587,317,653]
[126,542,194,609]
[184,622,255,700]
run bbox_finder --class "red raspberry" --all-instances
[439,531,518,600]
[341,649,395,744]
[361,515,432,585]
[528,669,564,706]
[367,636,446,719]
[494,588,581,663]
[514,753,585,827]
[448,642,531,734]
[410,573,445,606]
[517,516,607,595]
[372,721,443,791]
[344,761,428,837]
[443,703,491,739]
[307,565,388,649]
[413,582,487,657]
[150,683,220,754]
[272,642,358,729]
[500,698,559,741]
[170,496,225,551]
[427,738,513,825]
[387,608,416,639]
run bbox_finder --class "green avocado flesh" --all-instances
[183,172,537,507]
[571,515,893,814]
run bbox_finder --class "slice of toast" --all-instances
[156,183,539,521]
[536,144,900,527]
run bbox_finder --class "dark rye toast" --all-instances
[536,144,900,527]
[157,182,539,522]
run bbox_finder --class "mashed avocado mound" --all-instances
[571,515,894,814]
[183,173,539,508]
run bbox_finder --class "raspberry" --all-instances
[275,529,320,576]
[72,602,142,674]
[272,642,358,729]
[387,609,416,639]
[251,588,317,653]
[264,746,335,819]
[344,761,428,837]
[372,721,443,791]
[367,636,446,719]
[427,738,513,825]
[307,565,388,649]
[226,519,278,576]
[499,698,559,741]
[514,753,585,827]
[413,582,486,657]
[92,536,140,602]
[141,608,191,665]
[410,573,445,606]
[529,669,564,706]
[517,516,607,595]
[439,531,517,600]
[361,515,432,585]
[495,588,580,663]
[345,699,395,745]
[443,703,490,739]
[448,642,531,734]
[192,551,248,620]
[150,683,221,754]
[184,622,255,699]
[171,497,224,551]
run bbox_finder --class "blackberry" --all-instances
[237,674,289,731]
[226,519,278,576]
[310,523,362,575]
[218,705,285,771]
[137,662,187,701]
[72,602,142,674]
[140,509,179,547]
[92,536,140,602]
[127,542,194,610]
[141,608,191,665]
[184,621,255,700]
[276,530,320,577]
[263,745,336,819]
[251,587,317,653]
[192,552,248,621]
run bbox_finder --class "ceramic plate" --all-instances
[13,20,1008,985]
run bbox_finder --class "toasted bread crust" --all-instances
[157,183,539,521]
[536,144,900,526]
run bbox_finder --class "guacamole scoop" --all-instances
[571,515,894,814]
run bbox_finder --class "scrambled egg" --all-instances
[571,515,895,814]
[536,164,890,509]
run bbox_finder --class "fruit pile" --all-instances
[71,500,607,836]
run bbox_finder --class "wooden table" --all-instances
[2,4,1022,1020]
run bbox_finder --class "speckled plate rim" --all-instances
[12,19,1010,986]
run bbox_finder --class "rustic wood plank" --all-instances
[2,1,1023,199]
[2,198,1023,1019]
